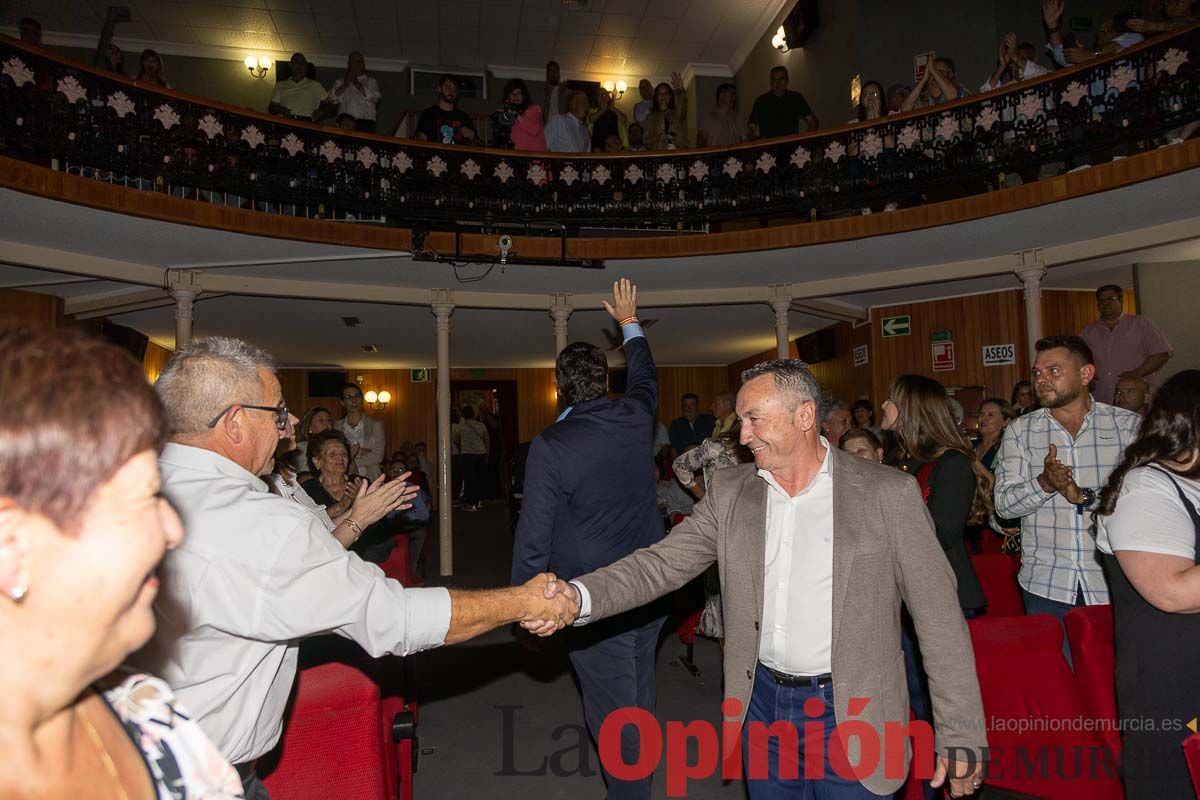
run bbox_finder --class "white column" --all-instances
[172,288,197,347]
[550,294,572,356]
[432,294,455,577]
[769,284,793,359]
[1018,264,1047,355]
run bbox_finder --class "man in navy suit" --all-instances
[511,279,666,800]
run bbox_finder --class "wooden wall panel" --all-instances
[654,366,732,427]
[727,340,800,389]
[141,340,172,383]
[1040,288,1136,339]
[0,288,63,327]
[806,322,874,405]
[868,290,1031,402]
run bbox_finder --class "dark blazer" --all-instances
[511,335,663,585]
[576,450,987,796]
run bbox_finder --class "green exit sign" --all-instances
[930,330,953,342]
[469,368,485,377]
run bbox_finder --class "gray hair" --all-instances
[155,336,277,435]
[740,359,824,414]
[822,399,849,421]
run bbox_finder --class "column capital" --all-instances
[431,287,454,311]
[549,293,573,322]
[1014,248,1046,284]
[166,267,202,296]
[1016,266,1047,284]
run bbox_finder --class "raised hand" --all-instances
[670,71,685,91]
[1043,0,1064,28]
[601,277,638,323]
[350,472,419,525]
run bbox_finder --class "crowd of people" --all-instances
[14,0,1198,156]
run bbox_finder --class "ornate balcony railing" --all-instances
[0,26,1197,232]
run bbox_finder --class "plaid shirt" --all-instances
[994,401,1141,604]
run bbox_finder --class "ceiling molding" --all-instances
[730,0,795,77]
[1,28,411,75]
[790,298,868,323]
[682,63,736,85]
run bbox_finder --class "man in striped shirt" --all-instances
[994,336,1140,655]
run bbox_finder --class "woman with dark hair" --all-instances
[302,429,360,520]
[497,77,545,150]
[856,79,888,122]
[1011,380,1037,415]
[882,374,992,613]
[850,397,883,439]
[642,72,688,150]
[1095,369,1200,800]
[839,426,884,463]
[588,86,628,152]
[136,48,170,87]
[0,322,243,799]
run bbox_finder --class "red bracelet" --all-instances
[620,316,639,326]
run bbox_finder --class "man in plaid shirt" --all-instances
[994,336,1141,654]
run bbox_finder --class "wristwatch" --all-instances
[1074,487,1097,515]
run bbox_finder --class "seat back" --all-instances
[969,615,1123,800]
[379,535,414,585]
[262,662,390,800]
[1064,604,1121,757]
[1183,732,1200,798]
[969,554,1024,616]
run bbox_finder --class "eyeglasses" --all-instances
[1097,296,1122,304]
[206,403,290,431]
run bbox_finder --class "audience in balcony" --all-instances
[886,82,911,114]
[901,57,968,112]
[749,65,819,138]
[415,74,477,145]
[632,78,654,124]
[588,86,628,152]
[1095,369,1200,800]
[697,83,745,147]
[981,33,1049,92]
[327,51,381,133]
[93,5,126,74]
[269,53,329,122]
[136,48,170,88]
[544,90,591,153]
[668,392,715,453]
[18,16,40,45]
[626,122,647,151]
[994,336,1142,661]
[1113,375,1151,416]
[1080,283,1172,405]
[642,73,689,150]
[335,382,386,480]
[0,323,245,800]
[542,60,567,120]
[493,78,545,151]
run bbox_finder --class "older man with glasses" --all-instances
[1080,283,1173,405]
[135,337,576,799]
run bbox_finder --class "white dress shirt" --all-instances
[574,437,836,677]
[758,438,835,676]
[133,444,450,764]
[545,113,591,153]
[328,74,381,122]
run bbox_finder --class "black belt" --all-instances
[761,663,833,688]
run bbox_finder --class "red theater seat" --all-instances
[262,661,392,800]
[970,554,1024,617]
[1064,604,1121,758]
[1183,732,1200,797]
[380,535,415,586]
[968,615,1123,800]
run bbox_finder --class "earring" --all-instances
[8,584,26,603]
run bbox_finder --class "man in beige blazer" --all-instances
[531,360,987,798]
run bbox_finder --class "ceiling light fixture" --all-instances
[244,55,273,78]
[771,26,789,53]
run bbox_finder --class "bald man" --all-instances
[1113,375,1151,416]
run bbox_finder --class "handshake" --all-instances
[519,575,582,636]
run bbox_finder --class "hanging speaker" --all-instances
[782,0,820,49]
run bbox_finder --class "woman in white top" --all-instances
[1095,369,1200,800]
[455,406,490,512]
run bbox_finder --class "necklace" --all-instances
[75,703,130,800]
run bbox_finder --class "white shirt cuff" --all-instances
[569,580,592,625]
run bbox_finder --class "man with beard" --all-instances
[994,336,1140,661]
[415,74,477,145]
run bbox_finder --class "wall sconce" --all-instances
[771,26,789,53]
[602,79,627,100]
[244,55,273,78]
[363,390,391,410]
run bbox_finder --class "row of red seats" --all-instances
[262,532,422,800]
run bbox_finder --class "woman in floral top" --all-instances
[0,323,242,800]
